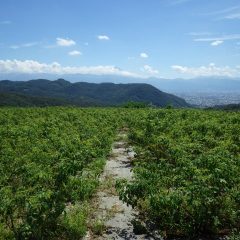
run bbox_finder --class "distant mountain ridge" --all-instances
[0,79,189,107]
[1,73,240,93]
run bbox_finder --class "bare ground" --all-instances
[83,130,154,240]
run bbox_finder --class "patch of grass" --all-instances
[115,133,128,142]
[92,219,105,235]
[61,203,90,239]
[87,157,106,176]
[100,175,117,195]
[0,223,14,240]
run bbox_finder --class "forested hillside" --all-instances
[0,79,189,107]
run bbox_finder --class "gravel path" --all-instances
[84,131,154,240]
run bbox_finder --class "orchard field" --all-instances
[0,107,239,239]
[118,109,240,238]
[0,108,124,239]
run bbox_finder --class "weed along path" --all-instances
[84,129,154,240]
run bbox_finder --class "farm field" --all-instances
[0,107,239,239]
[0,107,124,239]
[118,109,240,238]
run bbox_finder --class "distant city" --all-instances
[176,92,240,108]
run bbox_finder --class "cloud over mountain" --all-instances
[0,59,140,77]
[172,63,240,77]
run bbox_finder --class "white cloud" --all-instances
[56,38,76,47]
[172,63,240,77]
[22,42,39,47]
[224,13,240,19]
[194,34,240,42]
[140,52,149,58]
[203,6,240,16]
[10,42,40,49]
[0,59,141,77]
[68,50,82,56]
[97,35,110,41]
[211,40,223,46]
[10,45,20,49]
[143,65,159,75]
[189,32,212,36]
[208,6,240,20]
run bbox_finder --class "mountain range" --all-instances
[0,79,189,107]
[1,73,240,93]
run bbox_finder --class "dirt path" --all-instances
[84,130,154,240]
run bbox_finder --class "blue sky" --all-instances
[0,0,240,79]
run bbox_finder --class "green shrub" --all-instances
[118,109,240,238]
[92,219,105,235]
[61,203,90,239]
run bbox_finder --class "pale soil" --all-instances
[83,131,155,240]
